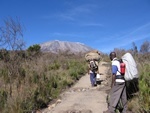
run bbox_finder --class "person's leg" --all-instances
[90,73,94,86]
[121,85,127,113]
[109,82,125,113]
[108,86,117,113]
[93,73,97,86]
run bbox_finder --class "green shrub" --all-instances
[138,64,150,112]
[0,68,9,84]
[68,60,86,80]
[49,61,60,70]
[0,89,7,111]
[69,68,78,80]
[27,44,41,53]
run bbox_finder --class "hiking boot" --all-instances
[94,83,97,86]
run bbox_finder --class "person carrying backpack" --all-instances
[88,59,99,87]
[85,50,100,87]
[103,52,127,113]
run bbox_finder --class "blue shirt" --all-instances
[112,65,118,75]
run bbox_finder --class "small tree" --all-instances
[140,40,150,54]
[0,17,25,50]
[27,44,41,53]
[132,42,138,55]
[0,17,25,96]
[27,44,41,57]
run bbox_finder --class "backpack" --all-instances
[117,59,126,75]
[89,60,98,71]
[85,50,101,61]
[121,53,138,81]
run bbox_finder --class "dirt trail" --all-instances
[42,62,111,113]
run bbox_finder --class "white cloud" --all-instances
[98,22,150,46]
[55,4,97,21]
[118,22,150,45]
[51,32,84,38]
[80,23,103,27]
[41,4,97,23]
[93,22,150,52]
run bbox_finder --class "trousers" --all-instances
[109,82,127,113]
[90,72,96,86]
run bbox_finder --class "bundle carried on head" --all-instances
[85,50,101,61]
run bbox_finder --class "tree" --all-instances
[0,17,25,50]
[27,44,41,57]
[140,41,150,54]
[27,44,41,53]
[0,17,25,96]
[132,42,138,54]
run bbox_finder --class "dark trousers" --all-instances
[109,82,127,113]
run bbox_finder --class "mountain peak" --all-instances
[40,40,94,54]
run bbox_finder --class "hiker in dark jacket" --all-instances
[103,52,127,113]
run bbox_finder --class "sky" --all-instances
[0,0,150,53]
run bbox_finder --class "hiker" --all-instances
[103,52,127,113]
[85,50,100,87]
[88,59,98,87]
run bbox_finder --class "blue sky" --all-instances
[0,0,150,53]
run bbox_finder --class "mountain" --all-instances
[40,40,94,54]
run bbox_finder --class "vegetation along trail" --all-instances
[42,62,110,113]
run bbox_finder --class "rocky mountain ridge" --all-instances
[40,40,94,54]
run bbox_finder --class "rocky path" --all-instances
[42,62,111,113]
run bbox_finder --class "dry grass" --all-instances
[0,52,88,113]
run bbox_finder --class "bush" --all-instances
[68,60,86,80]
[0,52,87,112]
[138,64,150,112]
[127,56,150,113]
[0,89,7,111]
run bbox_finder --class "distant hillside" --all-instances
[40,40,94,54]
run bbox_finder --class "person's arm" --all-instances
[87,63,90,74]
[111,64,117,87]
[111,74,116,88]
[96,61,99,73]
